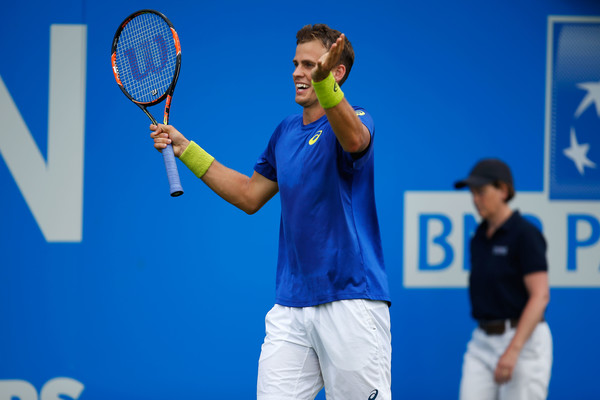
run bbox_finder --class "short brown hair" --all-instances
[492,180,515,203]
[296,24,354,86]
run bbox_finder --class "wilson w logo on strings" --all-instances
[124,35,169,81]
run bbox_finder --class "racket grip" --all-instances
[162,144,184,197]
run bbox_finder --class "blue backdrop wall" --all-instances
[1,0,600,398]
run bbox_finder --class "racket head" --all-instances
[111,9,181,107]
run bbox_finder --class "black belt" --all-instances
[478,317,545,335]
[478,319,518,335]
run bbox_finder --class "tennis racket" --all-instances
[111,9,183,197]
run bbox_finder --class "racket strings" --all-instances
[115,13,177,103]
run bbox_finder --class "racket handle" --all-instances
[162,144,184,197]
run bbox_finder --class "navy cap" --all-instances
[454,158,513,189]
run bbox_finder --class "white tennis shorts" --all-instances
[459,321,553,400]
[257,299,392,400]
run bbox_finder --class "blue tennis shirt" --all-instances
[254,107,390,307]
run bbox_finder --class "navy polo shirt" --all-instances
[469,210,548,321]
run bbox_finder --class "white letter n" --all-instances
[0,24,86,242]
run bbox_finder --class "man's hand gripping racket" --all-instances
[111,9,184,197]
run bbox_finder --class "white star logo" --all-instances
[575,80,600,118]
[563,128,596,175]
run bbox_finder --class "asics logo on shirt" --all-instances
[368,389,379,399]
[356,110,365,116]
[309,130,323,145]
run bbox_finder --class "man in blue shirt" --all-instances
[150,24,391,399]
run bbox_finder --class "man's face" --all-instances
[292,40,328,108]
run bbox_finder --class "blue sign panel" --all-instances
[550,19,600,200]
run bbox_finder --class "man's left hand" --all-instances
[312,34,345,82]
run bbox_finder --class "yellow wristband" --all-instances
[179,141,215,178]
[311,72,344,109]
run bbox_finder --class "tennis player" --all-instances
[150,24,391,400]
